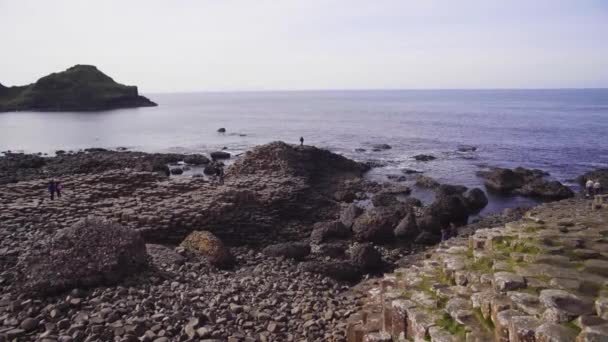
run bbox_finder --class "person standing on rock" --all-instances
[300,137,304,146]
[48,181,56,201]
[449,222,458,238]
[586,179,595,198]
[594,180,603,196]
[217,165,225,185]
[56,181,63,198]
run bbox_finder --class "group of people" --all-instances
[440,222,459,242]
[47,181,63,200]
[585,179,603,198]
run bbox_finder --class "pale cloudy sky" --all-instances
[1,0,607,92]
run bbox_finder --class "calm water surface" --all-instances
[1,89,607,215]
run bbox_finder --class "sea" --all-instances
[1,89,607,216]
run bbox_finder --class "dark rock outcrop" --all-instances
[479,167,573,200]
[371,144,392,151]
[464,188,489,212]
[352,206,405,242]
[18,217,148,296]
[413,154,436,161]
[184,154,210,165]
[0,65,156,112]
[415,175,440,189]
[349,244,383,273]
[210,151,231,160]
[310,221,350,243]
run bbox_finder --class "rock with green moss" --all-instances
[0,65,156,112]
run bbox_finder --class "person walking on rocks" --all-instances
[56,181,63,198]
[586,179,595,198]
[48,181,56,201]
[300,137,304,146]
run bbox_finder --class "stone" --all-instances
[540,289,595,321]
[340,204,364,228]
[534,323,577,342]
[493,272,526,291]
[18,217,148,295]
[508,316,540,342]
[180,231,235,269]
[577,324,608,341]
[463,188,488,213]
[595,298,608,320]
[394,213,418,239]
[583,259,608,277]
[352,206,404,242]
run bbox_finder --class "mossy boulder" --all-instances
[180,231,235,269]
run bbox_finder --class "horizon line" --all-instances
[145,87,608,95]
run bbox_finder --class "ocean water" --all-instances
[1,89,607,215]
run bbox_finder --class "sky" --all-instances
[1,0,607,92]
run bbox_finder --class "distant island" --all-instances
[0,65,157,112]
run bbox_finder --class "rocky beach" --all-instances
[0,142,606,341]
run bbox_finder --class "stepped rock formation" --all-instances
[346,198,608,341]
[0,65,156,111]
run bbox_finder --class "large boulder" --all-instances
[180,231,235,269]
[263,242,311,261]
[464,188,488,213]
[210,151,231,160]
[339,203,364,228]
[352,206,405,242]
[426,192,469,228]
[349,244,383,273]
[436,184,467,196]
[516,179,574,200]
[18,217,148,295]
[480,168,525,193]
[394,212,418,239]
[310,221,350,243]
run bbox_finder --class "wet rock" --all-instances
[19,217,148,295]
[413,154,436,161]
[310,221,350,243]
[516,179,574,200]
[180,231,235,269]
[480,168,525,193]
[457,145,477,152]
[262,242,311,261]
[217,128,226,133]
[493,272,526,291]
[371,144,392,151]
[464,188,489,213]
[210,151,231,160]
[170,168,183,175]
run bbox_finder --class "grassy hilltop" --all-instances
[0,65,156,112]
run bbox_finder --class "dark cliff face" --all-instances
[0,65,157,112]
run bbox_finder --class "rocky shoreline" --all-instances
[0,142,604,341]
